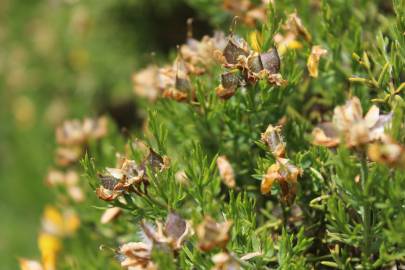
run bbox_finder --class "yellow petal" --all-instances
[249,31,263,52]
[64,210,80,235]
[307,45,327,78]
[38,233,61,270]
[42,206,64,236]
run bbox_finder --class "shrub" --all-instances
[19,0,405,269]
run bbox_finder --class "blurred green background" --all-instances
[0,0,219,268]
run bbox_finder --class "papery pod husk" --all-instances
[216,85,236,100]
[162,88,189,102]
[98,174,120,190]
[260,47,280,74]
[221,70,240,89]
[223,36,250,64]
[247,54,263,73]
[165,212,187,240]
[175,75,192,92]
[142,148,164,174]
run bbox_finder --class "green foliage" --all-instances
[6,0,405,269]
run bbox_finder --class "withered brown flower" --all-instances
[96,148,168,201]
[56,116,107,146]
[55,145,83,167]
[211,252,240,270]
[223,0,268,27]
[284,12,312,42]
[117,213,190,269]
[273,12,310,55]
[307,45,327,78]
[46,169,84,203]
[118,242,156,270]
[312,97,392,148]
[261,158,302,203]
[261,124,286,157]
[368,136,405,168]
[132,65,160,101]
[196,216,233,252]
[217,156,236,188]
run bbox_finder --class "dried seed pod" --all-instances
[98,174,120,190]
[216,85,236,100]
[260,47,280,74]
[165,213,187,241]
[175,74,192,92]
[223,36,250,64]
[221,70,240,90]
[261,124,286,157]
[247,53,263,73]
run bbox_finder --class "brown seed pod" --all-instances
[221,70,240,90]
[165,212,187,241]
[260,47,280,74]
[247,53,263,73]
[223,36,250,64]
[216,85,236,100]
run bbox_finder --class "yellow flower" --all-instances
[307,45,327,78]
[38,233,61,270]
[42,206,80,236]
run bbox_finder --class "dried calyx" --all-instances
[196,216,233,252]
[96,147,169,201]
[117,213,190,269]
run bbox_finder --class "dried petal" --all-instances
[197,216,233,252]
[261,124,286,157]
[211,252,240,270]
[101,207,122,224]
[368,137,405,168]
[285,12,312,42]
[307,45,327,78]
[132,65,159,101]
[312,122,340,148]
[261,163,281,194]
[55,146,82,166]
[216,156,236,188]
